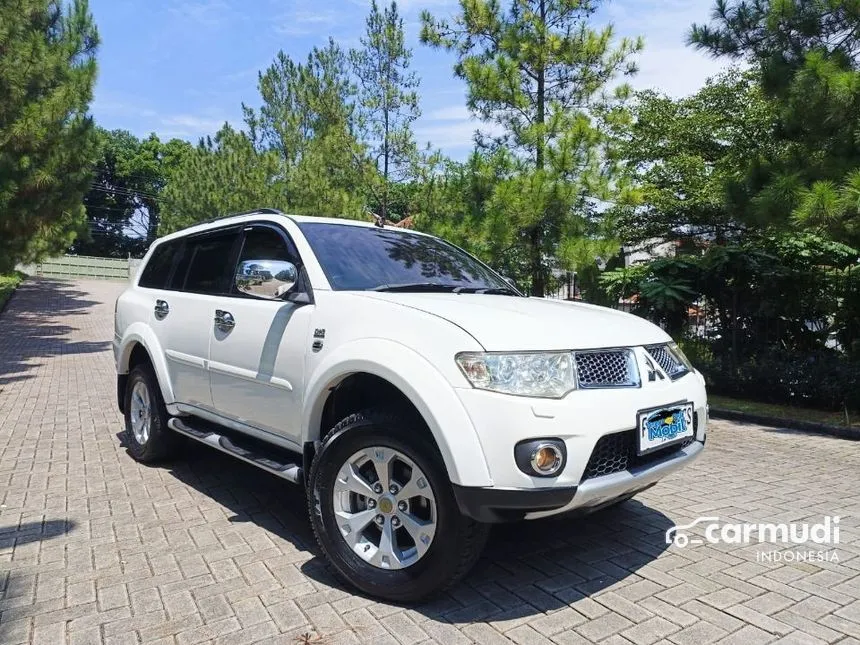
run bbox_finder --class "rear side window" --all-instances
[176,230,239,295]
[138,240,179,289]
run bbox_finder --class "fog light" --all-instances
[514,438,566,478]
[531,444,563,475]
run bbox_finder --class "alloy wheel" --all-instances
[332,446,437,570]
[129,380,152,445]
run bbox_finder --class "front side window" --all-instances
[298,223,517,293]
[177,230,239,295]
[237,227,297,267]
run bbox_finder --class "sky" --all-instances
[89,0,730,159]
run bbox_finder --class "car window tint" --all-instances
[298,222,510,291]
[238,227,296,265]
[180,231,239,295]
[138,240,179,289]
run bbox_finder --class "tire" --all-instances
[307,408,490,602]
[123,363,179,463]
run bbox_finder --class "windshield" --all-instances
[298,222,518,293]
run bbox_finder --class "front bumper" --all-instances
[453,438,703,522]
[452,484,578,523]
[455,369,707,487]
[449,355,707,521]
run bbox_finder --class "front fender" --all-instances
[303,338,492,487]
[116,323,176,406]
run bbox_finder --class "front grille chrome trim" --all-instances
[573,348,641,389]
[644,344,690,380]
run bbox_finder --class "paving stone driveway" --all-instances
[1,278,859,645]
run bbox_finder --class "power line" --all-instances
[88,184,162,200]
[84,204,141,213]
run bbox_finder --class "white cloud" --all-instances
[346,0,457,13]
[631,45,728,97]
[91,98,157,120]
[272,3,340,36]
[415,104,504,150]
[160,114,229,138]
[222,65,263,83]
[424,105,470,121]
[168,0,232,27]
[606,0,729,97]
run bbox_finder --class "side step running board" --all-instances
[167,417,303,484]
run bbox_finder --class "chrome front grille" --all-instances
[573,349,640,388]
[645,344,689,380]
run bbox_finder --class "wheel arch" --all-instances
[116,324,176,408]
[303,340,492,488]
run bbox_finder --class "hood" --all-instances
[351,292,670,351]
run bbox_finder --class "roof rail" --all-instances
[198,207,284,226]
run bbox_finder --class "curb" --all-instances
[710,407,860,440]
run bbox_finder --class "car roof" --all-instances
[155,209,430,245]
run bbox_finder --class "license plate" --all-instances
[637,402,694,455]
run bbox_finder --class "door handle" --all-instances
[154,299,169,319]
[214,309,235,331]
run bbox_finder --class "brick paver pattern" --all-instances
[1,279,859,645]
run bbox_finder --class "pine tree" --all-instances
[0,0,99,272]
[421,0,641,295]
[243,39,368,219]
[352,0,420,224]
[691,0,860,246]
[159,125,289,234]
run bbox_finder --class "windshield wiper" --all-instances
[475,287,521,295]
[452,286,522,296]
[371,282,462,292]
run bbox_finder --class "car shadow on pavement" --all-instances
[157,443,675,622]
[0,279,109,386]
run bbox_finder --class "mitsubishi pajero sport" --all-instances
[114,208,707,601]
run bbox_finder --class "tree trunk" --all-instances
[731,285,739,371]
[530,227,545,296]
[382,106,389,224]
[530,0,547,297]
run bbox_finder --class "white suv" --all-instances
[114,209,707,601]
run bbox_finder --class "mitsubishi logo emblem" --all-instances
[644,356,665,382]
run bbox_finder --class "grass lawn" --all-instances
[710,394,859,429]
[0,271,24,311]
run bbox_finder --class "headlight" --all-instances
[668,342,694,372]
[455,352,576,398]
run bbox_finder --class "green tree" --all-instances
[244,40,356,166]
[244,40,368,218]
[617,70,778,245]
[691,0,860,246]
[159,125,288,234]
[352,0,420,223]
[75,129,192,257]
[421,0,642,295]
[0,0,99,272]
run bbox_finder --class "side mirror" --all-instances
[235,260,297,300]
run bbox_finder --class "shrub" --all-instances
[700,349,860,412]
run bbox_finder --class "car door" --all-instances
[152,227,241,411]
[208,223,313,445]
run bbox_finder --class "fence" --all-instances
[18,255,139,281]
